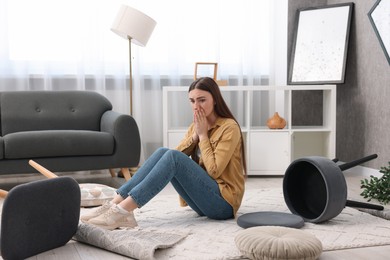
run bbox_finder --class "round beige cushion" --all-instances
[235,226,322,260]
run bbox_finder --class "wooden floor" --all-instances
[1,171,389,259]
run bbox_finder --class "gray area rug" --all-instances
[78,187,390,259]
[2,187,390,259]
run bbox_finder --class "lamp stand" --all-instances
[127,37,139,178]
[128,37,133,116]
[115,37,137,180]
[111,5,156,180]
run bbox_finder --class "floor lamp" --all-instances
[111,5,156,179]
[111,5,156,116]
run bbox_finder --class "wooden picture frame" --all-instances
[194,62,218,80]
[194,62,227,86]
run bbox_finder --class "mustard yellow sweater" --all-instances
[175,117,245,217]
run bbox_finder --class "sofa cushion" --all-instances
[3,130,114,159]
[0,91,112,135]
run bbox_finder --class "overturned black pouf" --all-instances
[283,156,348,223]
[237,211,304,229]
[1,177,80,259]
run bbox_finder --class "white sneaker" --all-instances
[87,205,138,230]
[80,201,112,222]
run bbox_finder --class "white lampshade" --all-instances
[111,5,156,47]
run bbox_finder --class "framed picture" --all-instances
[368,0,390,65]
[194,62,218,80]
[193,62,228,86]
[288,3,354,84]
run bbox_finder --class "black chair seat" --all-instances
[1,177,80,259]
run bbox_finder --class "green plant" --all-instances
[360,161,390,205]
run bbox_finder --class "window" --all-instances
[2,0,279,77]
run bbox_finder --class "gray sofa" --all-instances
[0,91,141,178]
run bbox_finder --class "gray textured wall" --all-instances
[288,0,390,169]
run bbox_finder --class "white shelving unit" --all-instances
[163,85,336,175]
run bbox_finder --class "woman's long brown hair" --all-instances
[188,77,247,176]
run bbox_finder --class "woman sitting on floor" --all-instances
[81,77,247,230]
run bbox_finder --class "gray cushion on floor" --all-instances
[237,211,304,229]
[0,177,80,259]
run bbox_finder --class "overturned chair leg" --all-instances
[0,189,8,199]
[29,160,59,178]
[0,161,58,200]
[28,160,118,208]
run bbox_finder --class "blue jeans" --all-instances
[116,147,233,220]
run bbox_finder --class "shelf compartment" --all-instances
[250,89,289,129]
[163,85,336,175]
[292,131,335,160]
[221,91,247,128]
[248,132,290,175]
[291,126,333,131]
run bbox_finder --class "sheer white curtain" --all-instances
[0,0,287,160]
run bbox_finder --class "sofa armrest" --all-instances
[100,111,141,167]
